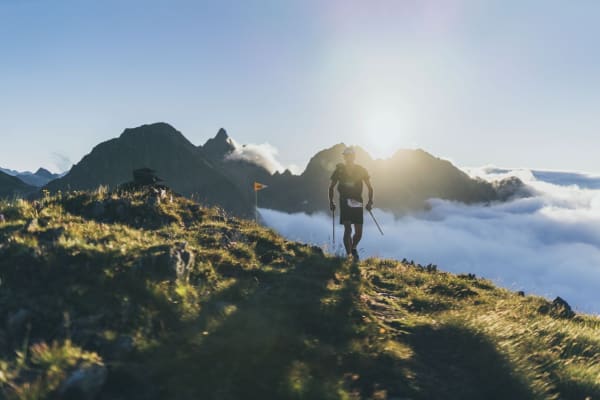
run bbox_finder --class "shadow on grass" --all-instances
[404,323,537,400]
[111,253,543,400]
[0,239,183,358]
[120,254,360,400]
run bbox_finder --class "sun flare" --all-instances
[362,108,406,159]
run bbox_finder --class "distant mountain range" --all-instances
[0,167,62,187]
[2,122,527,216]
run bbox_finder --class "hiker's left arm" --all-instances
[365,177,374,210]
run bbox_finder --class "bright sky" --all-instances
[1,0,599,173]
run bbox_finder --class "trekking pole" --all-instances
[368,209,384,236]
[332,208,336,247]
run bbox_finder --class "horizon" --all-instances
[6,120,600,178]
[2,1,600,173]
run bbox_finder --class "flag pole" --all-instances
[255,187,258,223]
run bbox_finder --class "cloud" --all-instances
[259,168,600,314]
[226,140,301,174]
[51,152,72,174]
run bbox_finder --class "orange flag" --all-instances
[254,182,268,191]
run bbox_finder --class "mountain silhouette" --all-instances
[201,127,236,158]
[28,122,526,215]
[0,170,37,197]
[259,143,525,214]
[44,123,251,216]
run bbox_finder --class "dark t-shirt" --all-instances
[331,163,369,201]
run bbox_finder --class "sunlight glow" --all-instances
[361,107,407,159]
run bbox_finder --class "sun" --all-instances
[362,108,406,159]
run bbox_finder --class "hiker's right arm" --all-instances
[328,179,337,211]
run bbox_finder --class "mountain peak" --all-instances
[34,167,54,178]
[202,128,236,158]
[120,122,179,138]
[216,128,229,140]
[118,122,195,150]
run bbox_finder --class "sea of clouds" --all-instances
[260,167,600,314]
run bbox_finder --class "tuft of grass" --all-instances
[1,340,103,400]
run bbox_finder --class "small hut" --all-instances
[132,168,162,186]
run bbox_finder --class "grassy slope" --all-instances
[0,189,599,400]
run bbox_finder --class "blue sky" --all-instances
[1,0,599,173]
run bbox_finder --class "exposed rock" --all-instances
[493,176,530,201]
[0,213,5,223]
[169,242,195,281]
[517,291,525,297]
[311,245,324,256]
[550,296,575,319]
[59,363,107,400]
[539,296,575,319]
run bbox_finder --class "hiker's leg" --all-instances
[352,224,363,250]
[343,223,353,255]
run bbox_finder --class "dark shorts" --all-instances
[340,198,363,225]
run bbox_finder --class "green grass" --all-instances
[0,188,599,399]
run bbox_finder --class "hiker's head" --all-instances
[342,147,356,163]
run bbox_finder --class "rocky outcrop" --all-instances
[538,296,576,319]
[59,363,107,400]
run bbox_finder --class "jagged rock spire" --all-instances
[202,128,236,158]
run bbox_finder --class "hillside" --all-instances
[0,171,37,198]
[0,189,599,400]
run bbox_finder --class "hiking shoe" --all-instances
[351,248,359,261]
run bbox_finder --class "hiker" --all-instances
[328,146,374,260]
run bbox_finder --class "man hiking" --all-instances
[329,146,374,260]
